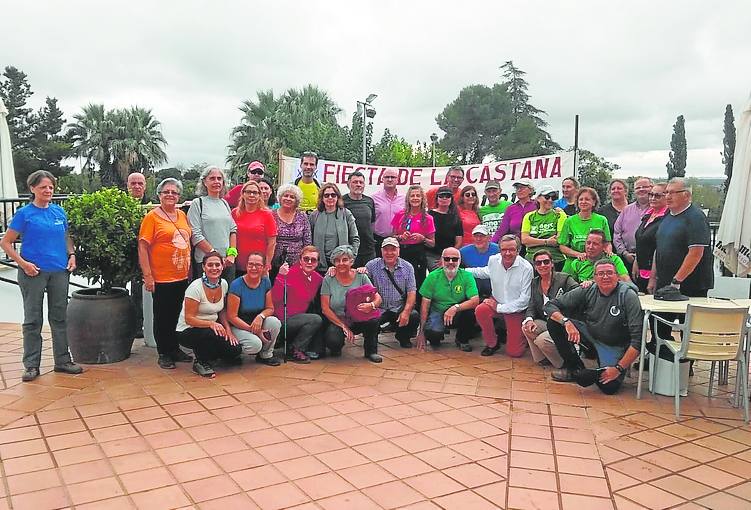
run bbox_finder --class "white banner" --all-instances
[279,150,576,196]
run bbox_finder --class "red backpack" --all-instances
[345,284,382,325]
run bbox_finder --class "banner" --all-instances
[279,150,576,196]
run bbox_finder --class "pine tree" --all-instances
[666,115,687,179]
[722,104,736,192]
[499,60,546,127]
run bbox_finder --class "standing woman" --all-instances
[0,171,83,381]
[232,180,277,276]
[598,178,629,239]
[272,184,312,270]
[259,177,279,210]
[309,183,360,273]
[521,186,568,271]
[391,185,435,298]
[138,178,194,369]
[634,183,668,293]
[558,187,611,261]
[457,185,481,247]
[491,179,536,243]
[188,165,237,281]
[426,185,463,270]
[176,252,242,378]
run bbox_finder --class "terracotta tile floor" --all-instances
[0,323,749,509]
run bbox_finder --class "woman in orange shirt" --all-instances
[232,181,277,276]
[138,178,194,370]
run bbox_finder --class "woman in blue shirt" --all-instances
[0,171,83,382]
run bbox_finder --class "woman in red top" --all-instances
[457,185,481,247]
[232,181,277,275]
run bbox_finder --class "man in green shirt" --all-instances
[562,230,630,283]
[479,180,512,235]
[416,247,480,351]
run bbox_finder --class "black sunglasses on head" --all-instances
[437,193,453,199]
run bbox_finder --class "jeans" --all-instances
[547,319,627,394]
[277,313,322,352]
[424,308,475,346]
[231,316,281,359]
[18,270,72,369]
[381,309,419,342]
[475,303,525,357]
[321,319,380,356]
[177,327,242,362]
[152,279,190,356]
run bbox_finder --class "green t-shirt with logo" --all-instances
[419,268,478,314]
[561,254,628,283]
[558,213,611,253]
[479,201,511,235]
[521,209,568,262]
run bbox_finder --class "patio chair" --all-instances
[652,305,749,422]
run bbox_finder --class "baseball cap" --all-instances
[381,237,400,248]
[484,180,501,190]
[247,161,265,172]
[513,178,534,188]
[536,184,558,197]
[472,225,489,236]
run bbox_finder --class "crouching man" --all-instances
[545,259,643,394]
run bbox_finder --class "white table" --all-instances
[636,296,743,398]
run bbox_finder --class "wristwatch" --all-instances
[561,317,570,325]
[614,363,625,374]
[670,277,682,287]
[454,304,461,311]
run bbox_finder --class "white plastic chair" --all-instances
[652,305,749,422]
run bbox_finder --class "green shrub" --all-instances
[64,187,145,293]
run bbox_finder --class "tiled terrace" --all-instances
[0,323,749,509]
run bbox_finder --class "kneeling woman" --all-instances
[175,252,242,378]
[320,245,383,363]
[226,252,282,366]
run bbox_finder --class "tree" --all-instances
[722,104,736,193]
[666,115,687,179]
[372,129,456,168]
[500,61,547,127]
[0,66,32,145]
[577,149,619,203]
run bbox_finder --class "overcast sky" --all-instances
[3,1,750,178]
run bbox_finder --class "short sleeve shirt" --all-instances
[655,204,713,292]
[429,210,463,254]
[298,181,319,212]
[176,278,228,331]
[479,201,510,234]
[460,244,499,268]
[232,209,277,270]
[321,273,372,317]
[521,209,568,262]
[419,268,478,314]
[139,209,192,282]
[561,254,628,283]
[229,276,271,320]
[391,211,435,245]
[9,203,69,272]
[559,213,611,253]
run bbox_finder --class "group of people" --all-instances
[4,156,715,394]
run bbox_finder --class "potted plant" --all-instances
[64,187,145,363]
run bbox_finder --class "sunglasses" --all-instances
[437,193,452,199]
[323,193,338,198]
[648,192,665,198]
[301,256,319,263]
[542,194,558,201]
[534,259,552,266]
[249,169,264,175]
[442,256,460,262]
[464,192,477,197]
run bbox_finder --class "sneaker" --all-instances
[193,360,216,378]
[459,343,472,352]
[551,368,577,382]
[256,354,282,366]
[158,354,176,370]
[22,367,40,382]
[481,345,500,357]
[171,349,193,362]
[53,362,83,375]
[367,353,383,363]
[287,348,311,364]
[305,351,320,360]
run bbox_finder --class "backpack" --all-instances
[345,284,382,325]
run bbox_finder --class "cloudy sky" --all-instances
[3,1,750,178]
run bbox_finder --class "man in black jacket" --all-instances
[545,259,643,394]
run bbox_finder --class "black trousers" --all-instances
[130,276,144,332]
[152,279,190,356]
[400,243,427,307]
[177,327,242,362]
[381,309,419,342]
[320,319,380,357]
[547,319,626,395]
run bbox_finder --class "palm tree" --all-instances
[67,104,116,185]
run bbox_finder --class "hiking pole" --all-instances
[279,247,288,364]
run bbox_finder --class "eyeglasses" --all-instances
[159,190,179,196]
[249,169,264,175]
[648,192,665,198]
[323,193,338,198]
[463,192,477,197]
[242,190,259,195]
[665,189,688,195]
[449,175,463,180]
[247,262,264,268]
[442,256,460,262]
[534,259,552,266]
[437,193,452,199]
[301,256,319,263]
[595,271,616,277]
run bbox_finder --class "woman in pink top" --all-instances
[457,185,481,246]
[391,185,436,297]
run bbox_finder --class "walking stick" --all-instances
[279,247,288,363]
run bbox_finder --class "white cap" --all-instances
[536,184,558,197]
[513,178,534,189]
[472,224,489,236]
[381,237,400,248]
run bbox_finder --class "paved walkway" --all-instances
[0,324,749,509]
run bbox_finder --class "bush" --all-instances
[64,187,144,293]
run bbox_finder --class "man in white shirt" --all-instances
[467,234,533,357]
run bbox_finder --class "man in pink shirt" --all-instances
[225,161,266,208]
[372,168,405,256]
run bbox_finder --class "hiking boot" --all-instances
[193,360,216,378]
[287,348,311,364]
[158,354,176,370]
[54,362,83,375]
[551,368,577,382]
[459,343,472,352]
[22,367,40,382]
[305,351,320,360]
[575,369,601,388]
[481,345,500,357]
[367,353,383,363]
[171,349,193,362]
[256,354,282,366]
